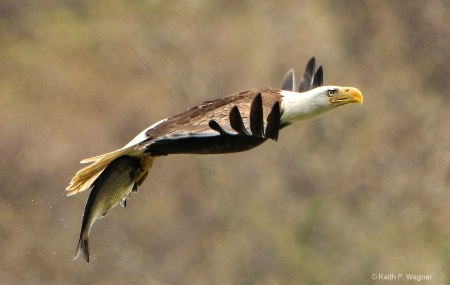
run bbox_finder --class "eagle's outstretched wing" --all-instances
[136,89,283,155]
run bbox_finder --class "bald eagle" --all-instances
[68,57,363,262]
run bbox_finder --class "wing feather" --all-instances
[249,93,264,137]
[281,69,295,91]
[265,101,281,141]
[299,57,316,92]
[144,89,281,141]
[298,57,324,92]
[311,66,323,89]
[135,89,283,153]
[230,106,250,135]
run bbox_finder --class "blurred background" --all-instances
[1,0,449,284]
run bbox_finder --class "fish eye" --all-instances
[327,89,335,97]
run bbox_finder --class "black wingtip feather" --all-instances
[299,57,316,92]
[209,120,228,135]
[265,101,281,141]
[250,94,264,137]
[281,69,295,91]
[312,66,323,89]
[229,106,250,135]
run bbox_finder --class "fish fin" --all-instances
[136,171,149,188]
[66,146,135,196]
[120,196,128,208]
[132,182,138,192]
[74,236,90,263]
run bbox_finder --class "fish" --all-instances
[73,155,143,262]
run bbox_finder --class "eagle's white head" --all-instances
[280,86,363,123]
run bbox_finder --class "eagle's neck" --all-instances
[280,88,332,123]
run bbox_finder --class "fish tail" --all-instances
[74,236,90,263]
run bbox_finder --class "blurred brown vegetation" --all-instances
[1,0,449,284]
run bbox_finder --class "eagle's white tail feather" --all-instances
[79,147,128,164]
[66,147,134,196]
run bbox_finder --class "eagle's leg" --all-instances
[132,154,154,192]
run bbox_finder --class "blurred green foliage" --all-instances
[0,0,449,284]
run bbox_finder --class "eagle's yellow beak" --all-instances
[330,87,363,105]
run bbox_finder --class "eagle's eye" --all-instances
[327,89,335,97]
